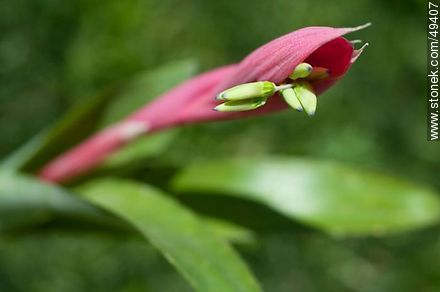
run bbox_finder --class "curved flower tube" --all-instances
[39,24,370,183]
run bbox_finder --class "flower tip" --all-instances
[303,107,316,117]
[350,22,372,32]
[306,110,316,117]
[351,42,369,63]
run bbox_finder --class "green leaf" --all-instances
[172,158,440,236]
[79,179,261,292]
[202,216,256,246]
[0,172,112,231]
[0,172,256,240]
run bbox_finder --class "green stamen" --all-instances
[280,88,303,112]
[293,81,317,116]
[214,98,267,112]
[289,63,313,80]
[216,81,276,101]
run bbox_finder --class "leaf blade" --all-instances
[172,158,440,236]
[79,179,261,292]
[0,172,112,231]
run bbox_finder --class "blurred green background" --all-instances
[1,0,438,291]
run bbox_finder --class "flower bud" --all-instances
[216,81,275,101]
[214,98,267,112]
[294,81,317,116]
[289,63,313,80]
[280,88,303,112]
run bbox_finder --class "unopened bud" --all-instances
[289,63,313,80]
[216,81,276,101]
[280,88,303,112]
[214,98,267,112]
[293,81,317,116]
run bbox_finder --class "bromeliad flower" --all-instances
[39,24,371,183]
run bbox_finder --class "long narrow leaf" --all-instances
[79,179,261,292]
[0,172,112,231]
[172,158,440,236]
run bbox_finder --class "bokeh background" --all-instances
[1,0,438,291]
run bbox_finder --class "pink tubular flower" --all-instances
[39,24,370,183]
